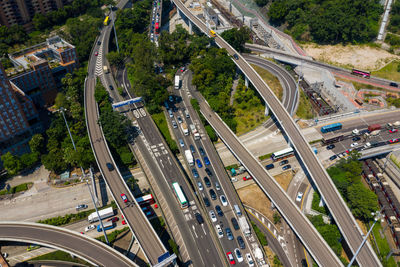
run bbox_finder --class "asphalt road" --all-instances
[0,223,134,267]
[171,2,381,265]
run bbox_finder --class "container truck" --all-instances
[368,124,381,132]
[185,150,194,166]
[238,217,251,236]
[97,221,115,232]
[88,207,114,223]
[190,124,200,140]
[181,122,189,136]
[174,75,181,89]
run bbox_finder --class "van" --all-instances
[265,164,274,170]
[234,204,242,216]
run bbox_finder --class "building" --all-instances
[0,0,73,29]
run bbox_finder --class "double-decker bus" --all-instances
[136,194,155,206]
[320,123,342,133]
[104,16,110,26]
[172,182,188,209]
[351,68,370,78]
[322,133,344,144]
[271,147,294,161]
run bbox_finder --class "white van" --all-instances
[234,204,242,217]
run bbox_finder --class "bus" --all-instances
[209,30,216,37]
[320,123,342,133]
[104,16,110,26]
[271,147,294,161]
[351,68,370,78]
[136,194,155,206]
[322,133,344,144]
[172,182,188,209]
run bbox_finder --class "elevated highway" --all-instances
[0,222,135,267]
[172,0,381,266]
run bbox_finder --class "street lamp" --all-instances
[347,210,383,267]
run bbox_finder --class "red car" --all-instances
[121,193,128,203]
[94,51,98,56]
[389,139,399,143]
[226,251,236,265]
[389,129,398,133]
[108,217,119,223]
[243,175,252,181]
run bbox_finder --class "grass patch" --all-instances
[296,89,314,119]
[370,222,397,266]
[259,153,272,161]
[251,64,283,101]
[372,60,400,82]
[29,250,91,265]
[0,182,33,195]
[151,112,179,154]
[250,221,268,246]
[311,191,328,215]
[96,227,129,244]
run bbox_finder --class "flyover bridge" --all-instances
[172,1,381,266]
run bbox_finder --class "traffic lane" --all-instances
[0,224,133,267]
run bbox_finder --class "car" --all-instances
[97,41,101,45]
[216,224,224,238]
[326,144,335,150]
[245,253,255,267]
[390,129,398,133]
[220,195,228,206]
[179,139,185,147]
[196,159,203,168]
[237,236,245,249]
[209,210,217,222]
[203,156,210,165]
[197,181,204,191]
[390,138,399,143]
[106,162,114,171]
[108,217,119,223]
[231,218,239,230]
[172,120,177,128]
[215,205,224,217]
[243,175,252,181]
[95,51,98,56]
[265,163,274,170]
[226,251,236,265]
[205,168,212,176]
[282,164,291,171]
[190,144,196,153]
[192,168,199,178]
[234,248,243,263]
[225,227,234,240]
[85,224,96,232]
[296,192,304,202]
[233,54,239,60]
[329,155,337,161]
[209,189,217,200]
[215,181,221,191]
[199,147,205,156]
[390,82,399,87]
[204,176,211,187]
[109,85,113,90]
[120,193,129,203]
[76,204,88,211]
[352,136,361,141]
[195,212,204,224]
[350,142,358,148]
[203,196,210,207]
[177,116,183,124]
[279,160,289,166]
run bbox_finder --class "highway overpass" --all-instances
[0,222,136,267]
[172,1,381,266]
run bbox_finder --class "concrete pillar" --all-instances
[189,20,192,34]
[245,76,249,87]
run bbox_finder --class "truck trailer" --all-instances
[238,217,251,236]
[88,207,114,223]
[185,150,194,166]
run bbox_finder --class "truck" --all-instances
[190,124,200,140]
[103,65,109,73]
[97,221,115,232]
[368,124,381,132]
[88,207,114,223]
[174,75,181,89]
[238,217,251,236]
[181,122,189,136]
[185,150,194,166]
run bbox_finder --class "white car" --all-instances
[85,225,96,232]
[220,195,228,206]
[209,210,217,222]
[350,142,358,148]
[245,253,255,267]
[216,224,224,238]
[234,248,243,262]
[296,192,304,202]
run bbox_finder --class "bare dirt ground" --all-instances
[303,44,400,70]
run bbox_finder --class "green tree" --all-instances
[29,134,45,154]
[347,182,378,222]
[1,152,23,175]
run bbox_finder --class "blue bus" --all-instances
[320,123,342,133]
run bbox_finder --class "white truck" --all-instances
[174,75,181,89]
[181,122,189,136]
[185,150,194,166]
[88,207,114,223]
[190,124,200,140]
[238,217,251,236]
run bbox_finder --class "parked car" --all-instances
[120,193,128,203]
